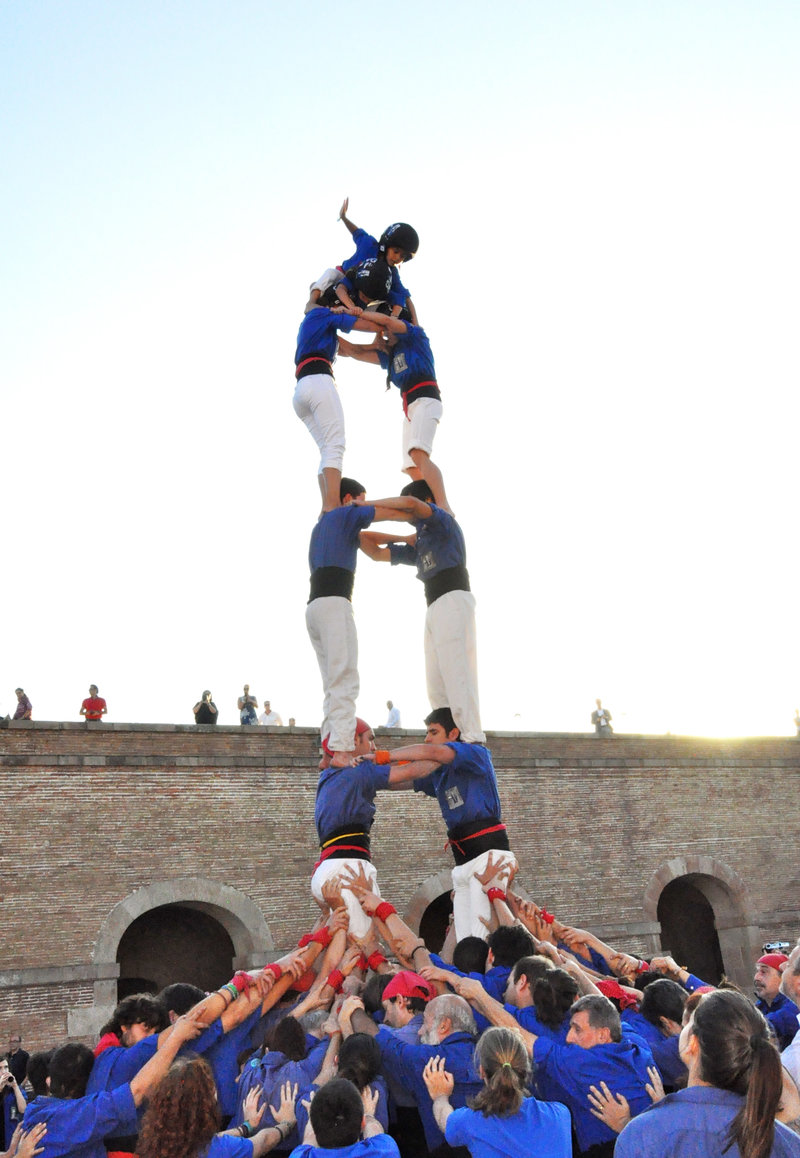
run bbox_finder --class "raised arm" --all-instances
[338,197,359,236]
[130,1012,203,1104]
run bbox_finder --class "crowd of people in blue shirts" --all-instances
[6,855,800,1158]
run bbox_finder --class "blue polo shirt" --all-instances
[532,1034,654,1152]
[296,307,358,365]
[204,1007,264,1118]
[446,1096,572,1158]
[315,760,392,842]
[85,1020,223,1096]
[340,228,409,308]
[428,954,510,1002]
[205,1136,253,1157]
[291,1137,400,1158]
[23,1085,138,1158]
[375,325,439,400]
[375,1027,482,1151]
[389,504,466,582]
[757,992,800,1050]
[621,1009,686,1087]
[309,505,375,575]
[614,1085,800,1157]
[413,742,502,836]
[512,1003,571,1043]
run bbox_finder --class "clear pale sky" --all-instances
[2,1,799,736]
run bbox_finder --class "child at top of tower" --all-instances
[305,198,419,323]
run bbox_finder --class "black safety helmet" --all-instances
[379,222,419,261]
[352,258,393,305]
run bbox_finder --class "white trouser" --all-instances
[402,396,443,470]
[293,373,345,473]
[451,849,518,941]
[425,590,485,744]
[310,268,342,295]
[305,596,358,752]
[311,857,379,939]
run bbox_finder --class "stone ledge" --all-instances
[0,962,120,989]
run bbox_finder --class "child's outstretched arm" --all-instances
[338,197,359,236]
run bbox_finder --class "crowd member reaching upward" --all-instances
[22,1012,203,1158]
[422,1026,572,1158]
[615,989,800,1158]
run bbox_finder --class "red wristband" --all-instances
[356,954,369,972]
[636,960,650,974]
[540,908,555,925]
[487,888,507,903]
[265,963,282,980]
[374,750,391,765]
[231,970,253,993]
[298,933,314,949]
[367,951,387,971]
[327,969,345,993]
[313,927,333,948]
[375,902,397,922]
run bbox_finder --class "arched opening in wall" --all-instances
[117,904,236,996]
[657,876,725,985]
[419,892,453,954]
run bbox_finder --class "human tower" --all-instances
[292,201,517,943]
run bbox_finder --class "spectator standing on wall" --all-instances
[385,701,401,728]
[13,689,32,720]
[258,701,283,726]
[591,699,613,736]
[193,691,218,725]
[80,684,107,722]
[238,684,258,726]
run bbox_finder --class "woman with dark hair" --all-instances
[615,990,800,1158]
[421,1026,571,1158]
[620,977,688,1088]
[295,1033,389,1141]
[530,968,579,1038]
[137,1056,297,1158]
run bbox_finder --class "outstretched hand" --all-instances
[422,1055,455,1100]
[341,863,373,894]
[587,1083,631,1133]
[272,1080,299,1126]
[12,1123,48,1158]
[242,1086,266,1129]
[646,1065,665,1104]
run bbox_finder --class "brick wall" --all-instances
[1,723,798,1049]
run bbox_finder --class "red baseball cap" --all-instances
[382,970,433,1003]
[758,953,788,972]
